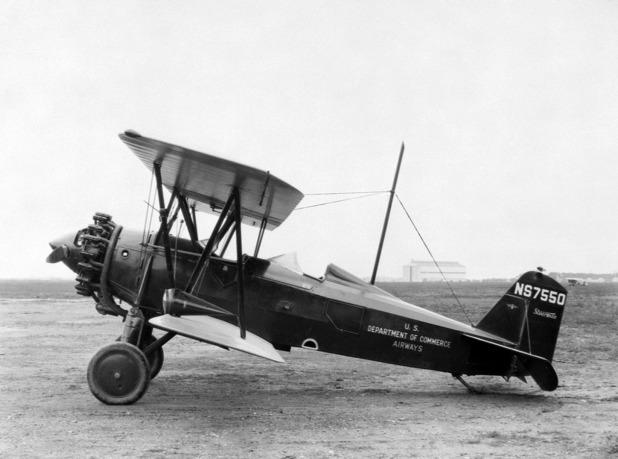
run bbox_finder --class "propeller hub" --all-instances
[46,232,80,270]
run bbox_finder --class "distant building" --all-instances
[403,259,466,282]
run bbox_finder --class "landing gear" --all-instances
[115,334,164,379]
[87,305,174,404]
[87,342,150,405]
[142,335,164,380]
[114,307,166,381]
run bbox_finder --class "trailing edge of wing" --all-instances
[119,131,304,230]
[149,314,284,363]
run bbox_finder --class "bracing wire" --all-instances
[141,169,158,248]
[141,169,156,248]
[147,186,157,240]
[305,190,388,196]
[142,200,159,214]
[395,194,473,326]
[296,191,388,210]
[174,219,184,282]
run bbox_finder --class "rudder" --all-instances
[476,271,567,362]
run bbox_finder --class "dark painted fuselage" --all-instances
[103,228,516,378]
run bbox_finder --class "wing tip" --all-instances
[122,129,142,139]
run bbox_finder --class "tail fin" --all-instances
[476,271,567,362]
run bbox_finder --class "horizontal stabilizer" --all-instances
[149,314,284,363]
[520,356,559,392]
[463,333,558,391]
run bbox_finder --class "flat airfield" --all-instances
[1,280,616,458]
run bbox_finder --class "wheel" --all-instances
[115,334,164,379]
[87,342,150,405]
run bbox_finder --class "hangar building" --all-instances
[403,259,467,282]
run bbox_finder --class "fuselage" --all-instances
[53,224,517,378]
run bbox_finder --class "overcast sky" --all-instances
[2,1,617,280]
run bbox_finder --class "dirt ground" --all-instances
[1,281,617,458]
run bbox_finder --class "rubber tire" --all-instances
[87,342,150,405]
[115,335,164,379]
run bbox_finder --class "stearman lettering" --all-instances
[533,308,557,319]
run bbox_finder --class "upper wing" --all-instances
[119,131,304,230]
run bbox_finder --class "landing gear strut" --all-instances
[142,335,164,379]
[114,334,165,379]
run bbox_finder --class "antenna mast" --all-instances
[370,142,405,285]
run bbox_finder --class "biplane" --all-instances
[567,278,587,287]
[47,131,568,405]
